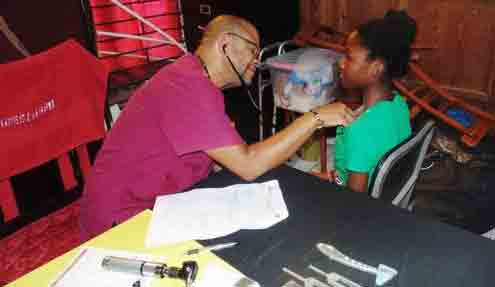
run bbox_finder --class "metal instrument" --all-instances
[316,243,397,286]
[101,256,198,287]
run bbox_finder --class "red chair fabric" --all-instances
[0,39,108,221]
[0,39,107,284]
[0,200,81,285]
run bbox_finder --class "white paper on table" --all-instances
[233,180,289,230]
[50,247,159,287]
[145,180,289,247]
[194,264,261,287]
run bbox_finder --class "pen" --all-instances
[50,248,88,287]
[183,241,238,256]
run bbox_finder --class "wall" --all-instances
[86,0,183,72]
[0,0,90,63]
[300,0,495,112]
[182,0,299,50]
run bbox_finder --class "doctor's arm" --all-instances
[206,102,356,181]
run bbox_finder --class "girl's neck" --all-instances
[362,83,393,109]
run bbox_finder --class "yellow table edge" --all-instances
[8,210,242,287]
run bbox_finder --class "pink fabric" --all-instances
[80,54,244,240]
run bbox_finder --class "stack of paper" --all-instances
[145,180,289,247]
[50,248,156,287]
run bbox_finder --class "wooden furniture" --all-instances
[394,65,495,147]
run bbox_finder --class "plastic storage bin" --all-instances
[267,48,343,113]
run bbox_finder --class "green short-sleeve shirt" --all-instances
[334,93,411,188]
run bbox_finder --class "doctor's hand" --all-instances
[314,102,357,127]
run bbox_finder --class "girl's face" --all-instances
[339,31,380,89]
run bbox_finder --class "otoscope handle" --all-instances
[102,256,166,278]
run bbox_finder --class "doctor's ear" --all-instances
[217,34,230,55]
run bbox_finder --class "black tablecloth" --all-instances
[193,165,495,287]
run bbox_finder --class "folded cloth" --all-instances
[0,39,108,180]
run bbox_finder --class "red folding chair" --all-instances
[0,39,107,284]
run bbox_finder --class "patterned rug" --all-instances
[0,200,81,285]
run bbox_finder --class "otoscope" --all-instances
[102,256,198,287]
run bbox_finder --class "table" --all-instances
[196,165,495,287]
[7,211,239,287]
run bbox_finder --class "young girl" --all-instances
[333,10,417,192]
